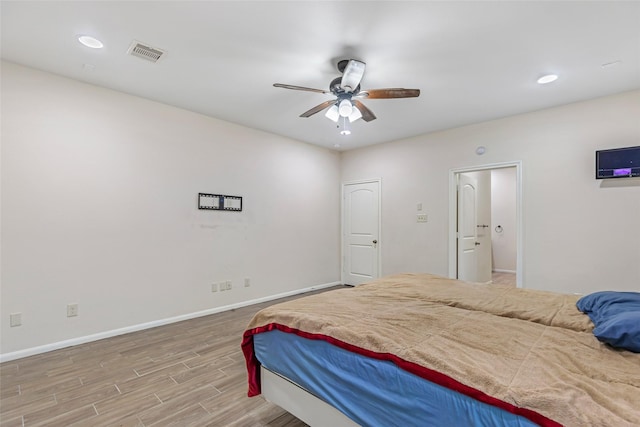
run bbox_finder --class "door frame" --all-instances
[341,178,382,285]
[448,161,523,287]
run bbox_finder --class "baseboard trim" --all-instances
[0,281,341,363]
[492,269,516,274]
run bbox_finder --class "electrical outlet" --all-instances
[211,283,218,292]
[417,214,428,223]
[244,278,251,287]
[67,304,78,317]
[10,313,22,327]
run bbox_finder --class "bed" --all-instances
[241,273,640,426]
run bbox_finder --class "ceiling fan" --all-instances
[273,59,420,132]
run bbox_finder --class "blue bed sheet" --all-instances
[254,329,539,427]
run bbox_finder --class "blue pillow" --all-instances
[592,311,640,353]
[577,291,640,324]
[576,291,640,353]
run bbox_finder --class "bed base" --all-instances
[260,366,360,427]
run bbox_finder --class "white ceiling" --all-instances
[2,1,639,151]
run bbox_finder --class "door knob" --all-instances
[373,240,378,244]
[475,242,481,246]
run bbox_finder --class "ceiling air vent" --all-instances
[127,41,165,63]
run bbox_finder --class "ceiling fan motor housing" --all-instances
[330,77,360,96]
[330,77,342,93]
[336,59,350,73]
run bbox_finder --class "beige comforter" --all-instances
[245,273,640,426]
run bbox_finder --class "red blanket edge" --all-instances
[241,323,562,427]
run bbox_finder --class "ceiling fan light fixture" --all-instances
[348,106,362,122]
[274,58,418,128]
[339,116,351,136]
[325,105,339,122]
[338,99,353,117]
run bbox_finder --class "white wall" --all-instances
[341,90,640,295]
[491,168,517,272]
[1,62,341,356]
[3,61,639,359]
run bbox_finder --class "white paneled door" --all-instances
[457,173,479,282]
[342,180,380,286]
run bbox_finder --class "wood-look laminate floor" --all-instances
[1,288,345,427]
[491,271,517,287]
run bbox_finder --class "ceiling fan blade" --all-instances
[274,83,329,94]
[300,99,337,118]
[352,100,377,122]
[358,88,420,99]
[340,60,366,93]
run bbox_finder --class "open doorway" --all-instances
[448,161,523,287]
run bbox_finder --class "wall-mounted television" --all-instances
[595,146,640,179]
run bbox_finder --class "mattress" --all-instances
[254,329,539,426]
[242,273,640,426]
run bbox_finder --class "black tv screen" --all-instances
[595,146,640,179]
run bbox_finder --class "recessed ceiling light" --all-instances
[537,74,558,84]
[78,35,103,49]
